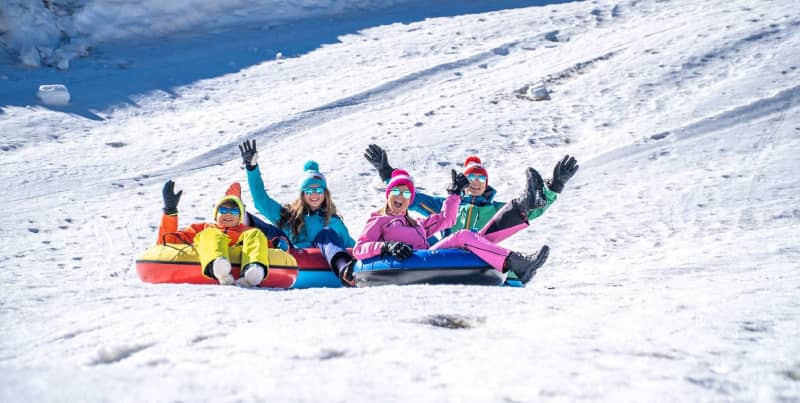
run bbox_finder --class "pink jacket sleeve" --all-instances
[417,194,460,238]
[352,215,387,260]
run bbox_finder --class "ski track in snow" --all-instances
[586,84,800,168]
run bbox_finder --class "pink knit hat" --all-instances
[385,169,415,204]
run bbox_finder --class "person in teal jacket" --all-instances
[364,144,578,283]
[240,139,356,286]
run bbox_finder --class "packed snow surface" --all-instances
[36,84,71,106]
[1,0,799,402]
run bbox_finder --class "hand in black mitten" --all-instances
[382,241,414,260]
[239,139,259,171]
[364,144,395,182]
[162,180,182,215]
[548,155,579,193]
[447,169,469,195]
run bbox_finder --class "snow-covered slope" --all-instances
[1,0,799,401]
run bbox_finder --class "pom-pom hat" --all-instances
[463,156,488,185]
[214,182,245,225]
[298,160,327,191]
[385,169,415,204]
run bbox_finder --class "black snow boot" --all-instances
[332,252,357,287]
[515,167,547,212]
[503,245,550,284]
[339,260,356,287]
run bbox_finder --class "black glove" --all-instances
[364,144,394,182]
[447,169,469,195]
[239,139,258,171]
[162,180,182,215]
[382,241,414,260]
[548,155,579,193]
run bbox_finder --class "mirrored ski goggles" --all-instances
[218,206,241,216]
[389,188,413,199]
[302,187,326,195]
[466,174,487,183]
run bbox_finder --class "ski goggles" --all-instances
[218,206,241,216]
[467,174,487,183]
[389,188,413,199]
[302,187,325,195]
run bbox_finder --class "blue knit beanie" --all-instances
[298,160,327,190]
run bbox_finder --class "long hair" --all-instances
[379,202,419,228]
[280,188,339,237]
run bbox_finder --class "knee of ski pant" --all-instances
[195,227,231,273]
[312,227,344,247]
[451,229,480,242]
[239,228,270,270]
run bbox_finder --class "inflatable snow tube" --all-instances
[353,249,506,287]
[289,248,347,289]
[136,244,298,288]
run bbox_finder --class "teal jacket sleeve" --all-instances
[245,165,284,224]
[409,191,445,217]
[330,217,356,248]
[526,186,559,221]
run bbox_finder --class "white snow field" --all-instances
[1,0,799,401]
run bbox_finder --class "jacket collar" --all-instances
[306,208,326,217]
[461,186,497,206]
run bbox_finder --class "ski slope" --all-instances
[1,0,799,401]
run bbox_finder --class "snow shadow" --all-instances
[0,0,576,120]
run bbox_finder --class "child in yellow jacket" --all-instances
[157,180,269,286]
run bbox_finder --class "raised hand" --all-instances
[239,139,259,170]
[548,155,579,193]
[382,241,414,260]
[447,169,469,195]
[162,180,182,215]
[364,144,395,182]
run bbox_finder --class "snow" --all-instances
[36,84,71,106]
[2,0,800,402]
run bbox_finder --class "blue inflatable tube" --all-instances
[247,212,343,288]
[353,249,506,287]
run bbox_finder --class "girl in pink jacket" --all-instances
[352,169,550,283]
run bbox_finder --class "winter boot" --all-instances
[236,263,266,287]
[212,257,234,285]
[503,245,550,284]
[515,167,547,212]
[339,260,357,287]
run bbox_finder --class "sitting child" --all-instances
[157,180,269,287]
[240,139,357,286]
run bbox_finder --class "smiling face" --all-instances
[386,185,412,215]
[302,185,326,211]
[465,173,487,196]
[216,202,241,228]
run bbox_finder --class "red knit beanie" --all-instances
[463,156,488,185]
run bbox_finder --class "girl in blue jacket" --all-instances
[239,140,356,286]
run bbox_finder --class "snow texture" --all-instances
[1,0,800,402]
[36,84,71,106]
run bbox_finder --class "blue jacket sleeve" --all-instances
[330,217,356,248]
[410,191,445,217]
[245,166,284,224]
